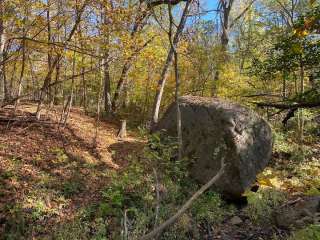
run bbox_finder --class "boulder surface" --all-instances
[155,96,273,198]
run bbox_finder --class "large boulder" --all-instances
[155,96,273,198]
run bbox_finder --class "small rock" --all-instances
[230,216,243,225]
[274,196,320,229]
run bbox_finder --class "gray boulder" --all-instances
[155,96,273,198]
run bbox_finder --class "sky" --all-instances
[201,0,220,21]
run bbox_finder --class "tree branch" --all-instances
[256,101,320,109]
[141,160,226,240]
[147,0,188,7]
[229,0,256,28]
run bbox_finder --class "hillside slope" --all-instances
[0,104,143,238]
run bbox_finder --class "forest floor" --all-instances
[0,104,145,239]
[0,104,319,239]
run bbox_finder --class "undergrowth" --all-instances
[289,224,320,240]
[49,132,233,240]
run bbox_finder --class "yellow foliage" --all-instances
[216,63,251,101]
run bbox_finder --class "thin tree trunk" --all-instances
[47,0,53,104]
[93,60,103,147]
[52,0,63,106]
[14,41,26,112]
[298,58,304,152]
[35,0,88,119]
[101,9,112,116]
[142,63,152,122]
[0,0,9,102]
[14,6,27,113]
[111,7,151,114]
[151,0,190,126]
[111,61,131,112]
[103,53,112,115]
[168,2,182,161]
[62,50,76,127]
[282,71,287,100]
[53,58,61,105]
[111,37,153,113]
[28,56,38,101]
[9,61,17,97]
[81,56,87,113]
[212,0,234,96]
[174,51,182,161]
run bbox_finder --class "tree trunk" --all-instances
[81,57,87,113]
[47,0,53,104]
[93,60,104,147]
[101,9,112,116]
[117,120,127,139]
[103,53,112,115]
[212,0,233,96]
[282,71,287,100]
[27,55,38,101]
[61,50,76,127]
[14,5,27,112]
[168,2,182,161]
[111,7,150,114]
[151,0,190,126]
[298,58,304,153]
[52,7,61,105]
[111,60,132,112]
[0,0,9,102]
[35,0,88,119]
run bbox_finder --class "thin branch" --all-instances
[141,160,226,240]
[13,37,102,59]
[229,0,256,28]
[147,0,188,7]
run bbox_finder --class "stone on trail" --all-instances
[229,216,243,225]
[155,96,273,199]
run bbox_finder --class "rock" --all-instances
[274,196,320,229]
[155,96,273,198]
[229,216,243,225]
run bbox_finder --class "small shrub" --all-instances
[245,188,286,223]
[3,204,27,240]
[51,147,69,164]
[53,218,90,240]
[273,130,294,154]
[62,180,83,197]
[191,191,231,225]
